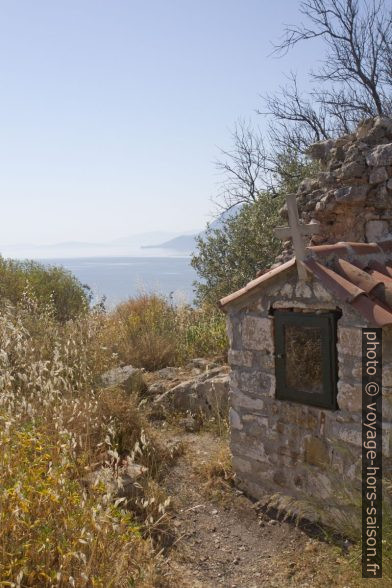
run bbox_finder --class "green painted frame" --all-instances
[274,310,338,410]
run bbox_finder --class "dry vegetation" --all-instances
[0,288,227,586]
[105,294,227,370]
[2,282,392,586]
[194,445,235,501]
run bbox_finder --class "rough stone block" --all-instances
[241,414,269,436]
[231,454,252,474]
[230,390,265,412]
[365,219,389,242]
[313,281,333,302]
[352,363,362,380]
[228,349,253,368]
[336,426,362,447]
[259,351,275,372]
[280,283,293,297]
[100,365,146,395]
[271,402,319,430]
[337,380,361,412]
[338,326,362,357]
[234,438,269,463]
[334,185,368,202]
[382,395,392,422]
[338,161,367,179]
[229,407,242,430]
[272,300,336,310]
[241,316,273,351]
[231,369,275,398]
[369,167,388,184]
[366,143,392,167]
[304,436,330,469]
[307,139,334,162]
[295,281,312,298]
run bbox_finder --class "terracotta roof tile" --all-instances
[346,242,382,254]
[368,269,392,284]
[219,239,392,326]
[303,258,364,302]
[368,259,392,278]
[334,259,384,294]
[307,243,350,256]
[351,296,392,327]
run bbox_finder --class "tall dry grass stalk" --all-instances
[0,298,168,586]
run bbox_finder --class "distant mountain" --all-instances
[0,231,186,260]
[109,231,179,247]
[142,234,197,252]
[1,209,241,259]
[143,205,242,253]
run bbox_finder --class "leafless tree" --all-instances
[214,120,275,211]
[262,0,392,152]
[215,1,392,212]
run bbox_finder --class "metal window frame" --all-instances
[274,310,338,410]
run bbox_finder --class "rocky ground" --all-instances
[101,361,387,587]
[159,428,370,588]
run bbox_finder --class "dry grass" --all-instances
[195,445,235,501]
[0,298,175,586]
[0,415,157,587]
[0,291,228,585]
[103,294,227,371]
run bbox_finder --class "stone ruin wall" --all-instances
[278,116,392,263]
[227,268,392,527]
[227,117,392,525]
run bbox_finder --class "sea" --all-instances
[38,255,197,308]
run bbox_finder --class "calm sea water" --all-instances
[40,257,197,308]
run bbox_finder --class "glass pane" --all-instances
[284,324,323,395]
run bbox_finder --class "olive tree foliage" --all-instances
[262,0,392,153]
[191,195,284,305]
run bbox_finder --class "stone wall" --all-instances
[278,117,392,263]
[227,268,392,528]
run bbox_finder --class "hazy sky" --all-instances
[0,0,323,245]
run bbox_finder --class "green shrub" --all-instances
[0,256,90,321]
[178,304,227,361]
[191,194,284,306]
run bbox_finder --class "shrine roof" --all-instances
[219,239,392,327]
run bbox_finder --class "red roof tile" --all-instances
[219,239,392,326]
[334,259,384,294]
[368,268,392,284]
[351,296,392,327]
[347,242,382,254]
[307,243,350,256]
[303,259,364,302]
[368,259,392,278]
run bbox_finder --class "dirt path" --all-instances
[161,429,366,588]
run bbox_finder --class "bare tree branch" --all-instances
[213,120,275,211]
[215,1,392,212]
[265,0,392,152]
